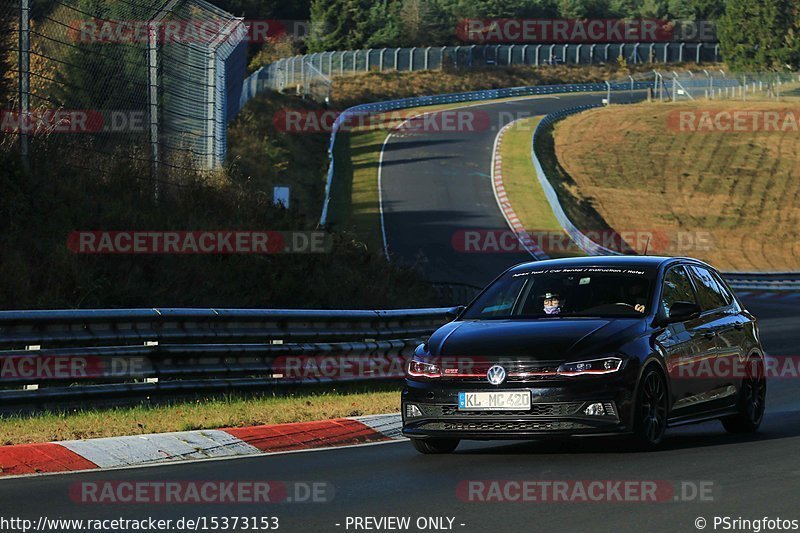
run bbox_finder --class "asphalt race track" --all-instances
[1,94,799,533]
[0,297,797,533]
[379,91,642,289]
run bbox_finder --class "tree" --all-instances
[718,0,800,70]
[308,0,373,52]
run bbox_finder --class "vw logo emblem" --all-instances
[486,365,506,385]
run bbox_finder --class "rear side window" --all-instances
[660,266,697,317]
[689,266,731,311]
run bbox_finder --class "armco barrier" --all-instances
[320,80,654,226]
[0,308,450,406]
[529,104,620,256]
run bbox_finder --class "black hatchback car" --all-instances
[402,256,766,453]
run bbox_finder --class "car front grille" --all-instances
[434,402,583,417]
[420,420,592,432]
[439,361,563,382]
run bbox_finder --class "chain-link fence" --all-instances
[656,70,800,101]
[2,0,247,191]
[239,41,720,104]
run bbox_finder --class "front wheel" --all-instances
[411,438,460,454]
[722,356,766,434]
[632,366,669,449]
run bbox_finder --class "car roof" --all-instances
[507,255,690,273]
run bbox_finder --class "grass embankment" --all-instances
[551,100,800,271]
[331,63,711,108]
[325,64,714,249]
[498,117,583,259]
[0,91,440,309]
[0,384,401,446]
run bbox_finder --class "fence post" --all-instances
[409,48,416,71]
[18,0,30,170]
[206,48,216,169]
[147,24,159,200]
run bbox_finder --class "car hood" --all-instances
[426,318,643,361]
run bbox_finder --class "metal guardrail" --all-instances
[320,80,655,226]
[0,308,450,406]
[529,103,620,256]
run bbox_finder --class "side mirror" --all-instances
[445,305,466,321]
[664,301,701,324]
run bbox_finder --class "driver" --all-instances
[543,292,564,315]
[627,283,647,314]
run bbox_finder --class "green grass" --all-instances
[0,383,402,446]
[327,97,578,249]
[498,118,570,242]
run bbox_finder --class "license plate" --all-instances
[458,391,531,411]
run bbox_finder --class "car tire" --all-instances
[722,355,766,434]
[411,438,459,454]
[632,366,669,449]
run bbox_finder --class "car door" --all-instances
[656,265,713,415]
[688,266,743,406]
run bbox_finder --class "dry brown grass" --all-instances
[552,100,800,271]
[331,64,712,109]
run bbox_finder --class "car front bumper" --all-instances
[401,374,637,440]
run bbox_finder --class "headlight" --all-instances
[557,357,623,376]
[406,359,442,379]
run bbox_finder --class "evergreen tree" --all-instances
[718,0,800,70]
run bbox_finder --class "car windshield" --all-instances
[462,267,655,319]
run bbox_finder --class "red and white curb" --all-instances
[491,120,550,261]
[0,414,403,478]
